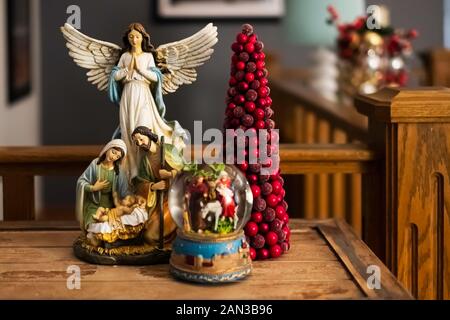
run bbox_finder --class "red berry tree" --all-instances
[223,24,290,260]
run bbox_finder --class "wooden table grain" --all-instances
[0,219,412,300]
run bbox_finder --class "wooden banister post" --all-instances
[355,87,450,300]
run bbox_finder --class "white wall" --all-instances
[0,0,42,220]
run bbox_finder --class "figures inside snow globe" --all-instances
[169,164,253,237]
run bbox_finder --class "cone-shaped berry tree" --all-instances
[223,24,290,260]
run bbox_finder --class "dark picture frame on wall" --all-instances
[7,0,31,104]
[156,0,285,20]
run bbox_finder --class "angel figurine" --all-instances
[61,22,218,182]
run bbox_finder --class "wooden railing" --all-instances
[0,144,376,227]
[270,76,369,235]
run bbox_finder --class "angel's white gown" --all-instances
[114,52,185,180]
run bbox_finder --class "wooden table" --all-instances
[0,219,411,299]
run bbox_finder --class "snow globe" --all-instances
[168,163,253,283]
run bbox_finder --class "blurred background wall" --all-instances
[0,0,42,220]
[0,0,445,219]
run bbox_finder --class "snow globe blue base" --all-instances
[168,164,253,283]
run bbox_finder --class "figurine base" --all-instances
[170,264,251,284]
[169,230,252,284]
[73,236,171,265]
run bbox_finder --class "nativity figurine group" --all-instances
[61,21,218,262]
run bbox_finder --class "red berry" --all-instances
[266,194,279,208]
[271,180,282,194]
[264,207,276,222]
[229,77,237,86]
[248,34,257,43]
[253,196,266,212]
[231,42,243,53]
[238,161,249,171]
[227,102,236,110]
[276,229,286,242]
[245,101,256,113]
[241,114,254,127]
[245,43,255,53]
[270,244,282,258]
[256,98,267,108]
[249,247,257,260]
[265,119,275,129]
[231,55,239,64]
[258,86,269,97]
[257,248,270,259]
[251,52,260,60]
[251,212,263,223]
[259,52,266,60]
[275,205,286,219]
[249,163,261,173]
[270,219,283,232]
[256,60,265,70]
[254,108,265,120]
[255,120,265,129]
[230,118,240,127]
[233,106,245,118]
[245,221,258,237]
[255,70,264,79]
[235,71,245,81]
[241,23,254,36]
[250,80,260,90]
[239,52,250,62]
[255,41,264,52]
[236,61,246,71]
[259,223,269,234]
[245,72,255,83]
[261,182,273,195]
[247,174,258,184]
[246,62,257,73]
[282,213,289,224]
[234,94,245,105]
[280,241,290,253]
[238,82,249,92]
[228,87,237,97]
[260,78,269,87]
[246,89,258,101]
[252,234,265,249]
[265,107,274,118]
[282,226,291,239]
[281,200,288,211]
[251,185,261,198]
[265,231,278,246]
[237,33,248,44]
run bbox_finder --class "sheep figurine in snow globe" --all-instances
[168,163,253,283]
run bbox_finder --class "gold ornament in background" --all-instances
[363,32,384,47]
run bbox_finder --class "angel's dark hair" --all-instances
[97,147,125,175]
[122,23,156,55]
[131,126,159,143]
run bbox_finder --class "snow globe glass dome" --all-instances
[168,163,253,283]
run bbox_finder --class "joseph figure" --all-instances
[131,126,184,245]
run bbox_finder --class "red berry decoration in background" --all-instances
[224,24,290,260]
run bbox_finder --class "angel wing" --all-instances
[155,23,218,95]
[60,23,122,91]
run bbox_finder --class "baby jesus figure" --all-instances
[93,195,146,227]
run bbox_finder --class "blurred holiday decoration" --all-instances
[223,24,291,261]
[168,164,253,283]
[327,5,418,99]
[283,0,365,102]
